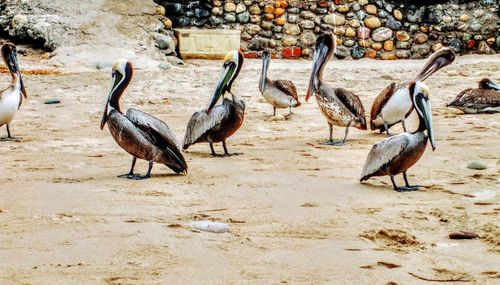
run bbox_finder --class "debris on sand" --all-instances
[449,231,478,240]
[360,229,423,252]
[467,160,487,170]
[189,221,229,233]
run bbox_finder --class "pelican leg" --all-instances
[285,101,294,117]
[321,123,349,146]
[209,141,220,157]
[401,120,407,133]
[273,107,276,116]
[391,174,418,192]
[383,122,392,137]
[1,125,21,141]
[130,161,153,180]
[222,140,241,156]
[401,172,420,191]
[118,157,141,179]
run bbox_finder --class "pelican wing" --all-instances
[335,87,366,118]
[448,89,500,108]
[361,133,410,180]
[126,108,187,172]
[370,83,397,130]
[275,80,300,104]
[183,105,228,149]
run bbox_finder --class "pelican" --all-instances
[100,60,187,179]
[259,48,300,116]
[370,47,455,135]
[183,50,245,156]
[0,43,27,141]
[306,33,367,146]
[447,78,500,114]
[361,81,435,192]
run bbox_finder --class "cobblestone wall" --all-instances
[155,0,499,59]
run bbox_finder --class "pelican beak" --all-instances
[260,53,269,92]
[207,60,236,112]
[100,70,118,129]
[306,42,328,102]
[487,81,500,91]
[416,93,436,151]
[416,48,455,81]
[7,48,27,98]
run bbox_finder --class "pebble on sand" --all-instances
[44,99,61,104]
[449,231,478,239]
[189,221,230,233]
[467,161,487,170]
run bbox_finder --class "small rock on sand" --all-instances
[268,115,286,121]
[189,221,229,233]
[44,99,61,104]
[467,160,487,170]
[449,231,478,239]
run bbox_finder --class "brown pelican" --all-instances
[100,59,187,179]
[259,48,300,116]
[0,43,27,141]
[361,81,435,192]
[306,33,367,146]
[183,50,245,156]
[370,48,455,135]
[447,78,500,114]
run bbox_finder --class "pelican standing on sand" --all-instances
[183,50,245,156]
[100,60,187,179]
[447,78,500,114]
[259,48,300,116]
[370,48,455,135]
[361,81,435,192]
[306,33,367,146]
[0,43,27,140]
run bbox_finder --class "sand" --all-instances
[0,53,499,284]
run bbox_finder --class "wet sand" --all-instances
[0,54,499,284]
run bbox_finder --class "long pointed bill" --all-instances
[414,49,454,82]
[100,72,118,129]
[306,43,328,102]
[8,50,27,97]
[487,81,500,91]
[416,95,435,150]
[260,55,269,92]
[207,62,235,112]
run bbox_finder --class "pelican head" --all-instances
[478,78,500,91]
[410,81,435,151]
[417,47,455,81]
[1,43,26,98]
[306,33,336,102]
[259,48,271,92]
[100,59,133,129]
[207,50,243,112]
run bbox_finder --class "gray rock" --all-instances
[209,16,222,26]
[352,3,361,12]
[158,62,171,70]
[448,38,462,53]
[300,31,316,46]
[166,56,184,66]
[378,10,389,18]
[410,44,431,58]
[334,45,350,59]
[497,36,500,48]
[351,46,366,59]
[95,62,111,69]
[385,18,402,30]
[151,32,175,53]
[224,13,236,23]
[344,39,355,47]
[237,11,250,23]
[372,27,393,42]
[356,11,366,21]
[299,20,315,29]
[467,160,487,170]
[288,14,298,23]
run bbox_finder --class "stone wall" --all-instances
[155,0,499,59]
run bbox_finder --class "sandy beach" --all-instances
[0,53,499,284]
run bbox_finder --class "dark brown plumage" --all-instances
[100,60,187,179]
[447,78,500,114]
